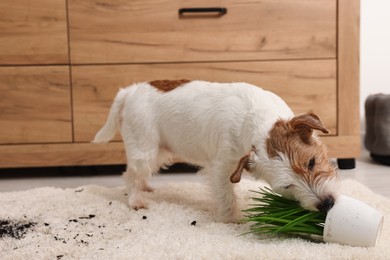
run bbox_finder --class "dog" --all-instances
[93,80,338,222]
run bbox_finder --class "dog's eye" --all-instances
[308,157,315,171]
[284,184,294,189]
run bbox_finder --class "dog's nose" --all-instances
[318,196,335,213]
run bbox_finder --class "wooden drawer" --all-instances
[69,0,336,64]
[0,0,68,65]
[72,60,336,142]
[0,66,72,144]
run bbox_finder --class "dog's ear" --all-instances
[289,113,329,143]
[230,155,249,183]
[230,146,256,183]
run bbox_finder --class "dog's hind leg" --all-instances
[123,147,172,209]
[123,153,158,210]
[121,133,161,209]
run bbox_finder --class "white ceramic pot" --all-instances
[323,195,384,247]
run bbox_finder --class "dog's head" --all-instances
[231,113,338,212]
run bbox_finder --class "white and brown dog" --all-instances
[94,80,338,222]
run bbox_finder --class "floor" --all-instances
[0,150,389,198]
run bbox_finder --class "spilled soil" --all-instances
[0,219,36,239]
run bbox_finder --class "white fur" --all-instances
[94,81,326,222]
[253,153,338,211]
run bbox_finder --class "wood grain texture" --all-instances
[72,60,337,142]
[69,0,336,64]
[0,0,361,168]
[0,143,126,168]
[338,0,360,138]
[0,136,358,168]
[0,66,72,144]
[0,0,68,65]
[321,136,361,158]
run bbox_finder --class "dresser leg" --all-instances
[337,158,356,169]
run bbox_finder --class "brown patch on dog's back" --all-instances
[149,79,190,92]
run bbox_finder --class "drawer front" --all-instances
[0,66,72,144]
[73,60,336,142]
[0,0,68,65]
[69,0,336,64]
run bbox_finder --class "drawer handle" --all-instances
[178,7,227,17]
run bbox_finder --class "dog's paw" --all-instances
[221,213,243,224]
[131,202,148,211]
[129,197,148,210]
[142,185,154,193]
[216,207,243,224]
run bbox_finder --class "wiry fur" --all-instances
[94,80,338,222]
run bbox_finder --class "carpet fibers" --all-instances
[0,178,389,260]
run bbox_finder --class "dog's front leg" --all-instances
[208,161,242,223]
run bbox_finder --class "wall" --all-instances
[360,0,390,136]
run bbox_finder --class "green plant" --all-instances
[243,187,326,236]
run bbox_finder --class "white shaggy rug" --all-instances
[0,178,389,260]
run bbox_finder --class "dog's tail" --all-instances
[92,89,127,143]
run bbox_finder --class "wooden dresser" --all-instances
[0,0,360,168]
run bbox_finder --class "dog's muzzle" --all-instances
[317,196,335,213]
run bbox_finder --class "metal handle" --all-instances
[178,7,227,16]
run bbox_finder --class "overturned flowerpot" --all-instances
[244,188,384,247]
[323,195,384,247]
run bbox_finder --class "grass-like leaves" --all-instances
[243,187,326,237]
